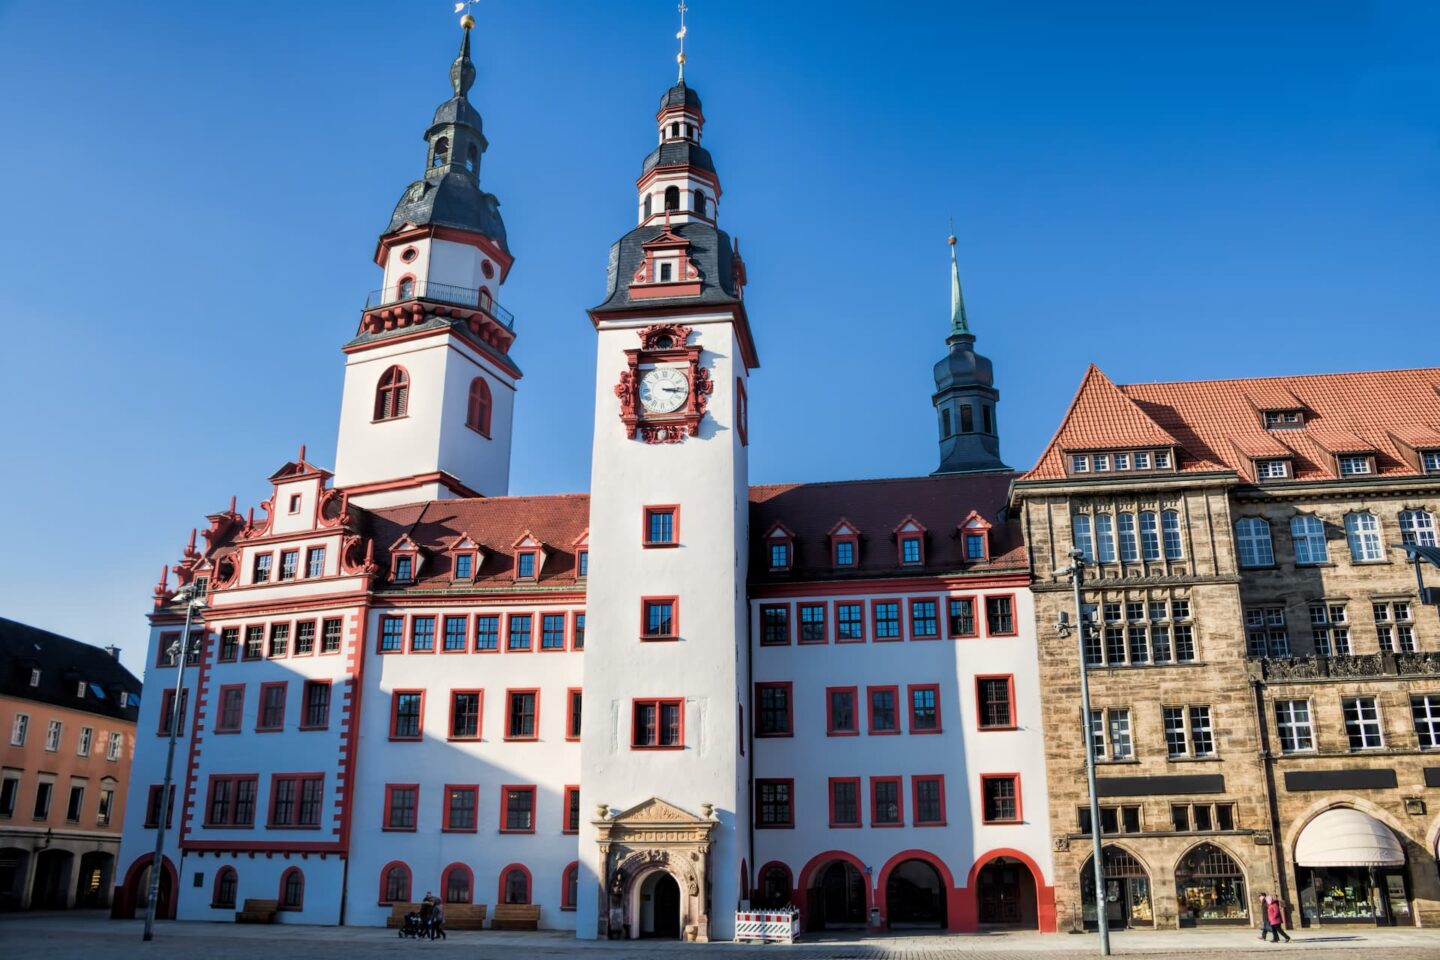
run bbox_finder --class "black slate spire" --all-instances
[932,235,1007,474]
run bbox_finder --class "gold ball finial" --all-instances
[460,13,475,29]
[947,234,957,246]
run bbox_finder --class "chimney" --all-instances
[104,645,121,660]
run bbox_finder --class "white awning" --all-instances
[1295,808,1405,868]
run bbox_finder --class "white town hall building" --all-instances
[113,20,1056,940]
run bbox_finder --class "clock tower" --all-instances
[577,68,758,941]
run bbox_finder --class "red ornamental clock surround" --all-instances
[614,323,715,444]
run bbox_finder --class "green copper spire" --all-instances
[948,234,970,336]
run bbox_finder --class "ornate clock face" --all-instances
[639,367,689,414]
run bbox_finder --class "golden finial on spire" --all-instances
[454,1,477,29]
[676,1,689,81]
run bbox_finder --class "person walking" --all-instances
[1267,895,1292,943]
[1257,892,1272,940]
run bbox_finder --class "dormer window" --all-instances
[966,534,986,559]
[1423,451,1440,473]
[392,555,414,582]
[828,520,860,569]
[659,262,673,282]
[1093,454,1110,472]
[1071,455,1089,473]
[769,543,790,569]
[1155,450,1172,469]
[453,552,476,580]
[577,550,589,578]
[960,511,993,562]
[288,494,301,514]
[902,537,922,563]
[1256,459,1290,480]
[894,517,927,566]
[1263,410,1304,429]
[1134,451,1151,469]
[1114,452,1130,470]
[1338,455,1372,476]
[516,552,536,579]
[764,523,795,572]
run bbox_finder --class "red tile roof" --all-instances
[1023,366,1440,482]
[749,472,1026,582]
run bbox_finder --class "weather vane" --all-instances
[676,2,688,81]
[453,0,478,28]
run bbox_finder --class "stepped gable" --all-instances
[0,618,140,723]
[366,493,591,586]
[748,472,1024,581]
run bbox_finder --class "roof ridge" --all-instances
[1118,366,1440,390]
[749,470,1016,492]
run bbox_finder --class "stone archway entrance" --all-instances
[595,797,717,942]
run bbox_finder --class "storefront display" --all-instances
[1175,844,1248,925]
[1080,847,1153,929]
[1297,867,1410,926]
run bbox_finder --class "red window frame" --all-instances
[499,863,533,904]
[896,523,926,566]
[831,533,859,568]
[754,682,793,738]
[513,549,539,581]
[964,528,990,560]
[499,784,537,834]
[256,682,286,732]
[300,679,332,730]
[442,784,479,833]
[267,621,291,658]
[157,688,188,736]
[641,596,679,641]
[796,602,828,644]
[826,686,859,736]
[374,364,410,421]
[408,614,436,653]
[442,614,470,653]
[292,619,317,656]
[466,377,493,437]
[452,550,478,581]
[389,689,424,741]
[631,698,685,749]
[948,595,979,638]
[985,593,1018,637]
[980,773,1023,824]
[473,614,500,653]
[383,783,420,832]
[504,688,539,741]
[203,774,258,828]
[448,689,483,741]
[562,785,581,834]
[215,684,244,734]
[565,688,583,741]
[539,611,568,652]
[391,552,416,584]
[379,861,412,905]
[561,861,580,911]
[754,778,794,829]
[759,604,792,646]
[212,866,238,908]
[870,775,904,827]
[907,683,942,734]
[278,867,305,910]
[305,546,326,579]
[570,610,586,651]
[975,675,1017,730]
[505,612,533,652]
[834,601,865,643]
[871,599,902,642]
[912,774,947,826]
[867,685,900,735]
[267,772,324,829]
[827,777,862,828]
[908,597,941,640]
[441,862,474,904]
[642,505,681,547]
[378,615,405,654]
[278,549,299,582]
[218,626,240,662]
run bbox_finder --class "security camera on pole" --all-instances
[1055,548,1110,956]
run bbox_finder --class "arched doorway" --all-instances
[75,852,114,909]
[1,848,31,912]
[31,849,74,910]
[811,861,867,929]
[639,871,681,939]
[885,859,945,928]
[1175,844,1248,926]
[118,855,175,920]
[976,857,1038,928]
[1294,806,1412,926]
[1080,846,1153,929]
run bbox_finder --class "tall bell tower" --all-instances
[576,34,759,941]
[932,234,1008,474]
[333,16,521,508]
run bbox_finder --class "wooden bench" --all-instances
[491,903,540,931]
[386,902,488,931]
[235,898,278,924]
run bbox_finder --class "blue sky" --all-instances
[1,1,1437,674]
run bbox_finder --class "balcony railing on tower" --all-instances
[365,279,515,330]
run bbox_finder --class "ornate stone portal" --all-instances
[594,797,717,942]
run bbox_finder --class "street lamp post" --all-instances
[142,584,205,942]
[1057,549,1110,956]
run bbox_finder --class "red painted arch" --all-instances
[498,862,532,904]
[875,849,959,931]
[754,860,793,907]
[114,853,178,919]
[961,847,1057,933]
[379,860,412,904]
[796,850,870,930]
[441,862,474,904]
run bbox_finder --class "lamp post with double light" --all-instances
[142,582,205,942]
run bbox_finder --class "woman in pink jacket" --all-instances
[1267,896,1292,942]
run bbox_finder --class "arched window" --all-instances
[1094,514,1116,563]
[1161,510,1185,560]
[442,863,473,904]
[1139,511,1161,561]
[664,186,680,211]
[1235,518,1274,567]
[757,863,792,908]
[1117,513,1138,562]
[561,862,579,911]
[397,276,415,300]
[1072,514,1094,563]
[279,867,304,910]
[1175,843,1247,924]
[478,285,493,312]
[381,862,411,904]
[501,865,531,904]
[466,143,478,172]
[466,378,493,437]
[669,122,679,138]
[1291,515,1329,564]
[1345,513,1384,561]
[694,190,708,218]
[643,193,653,218]
[212,866,237,909]
[1400,510,1437,547]
[432,136,450,167]
[374,366,410,421]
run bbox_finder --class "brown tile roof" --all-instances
[749,472,1026,582]
[1022,366,1440,483]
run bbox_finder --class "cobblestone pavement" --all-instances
[4,915,1440,960]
